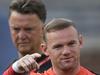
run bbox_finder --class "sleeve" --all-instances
[3,66,23,75]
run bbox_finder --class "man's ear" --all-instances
[79,34,84,48]
[40,42,48,56]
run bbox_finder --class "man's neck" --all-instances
[18,52,24,58]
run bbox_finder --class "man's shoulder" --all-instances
[36,54,52,73]
[95,74,100,75]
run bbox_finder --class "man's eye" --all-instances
[53,44,63,49]
[68,41,77,47]
[25,28,33,31]
[13,28,20,32]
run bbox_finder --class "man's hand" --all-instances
[12,53,41,73]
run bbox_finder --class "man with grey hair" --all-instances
[3,0,51,75]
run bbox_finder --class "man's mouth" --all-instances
[18,43,29,46]
[61,57,73,62]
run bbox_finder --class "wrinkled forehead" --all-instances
[45,26,79,42]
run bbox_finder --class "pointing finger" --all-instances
[31,53,41,59]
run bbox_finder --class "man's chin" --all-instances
[19,47,31,53]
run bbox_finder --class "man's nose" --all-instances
[18,31,27,39]
[62,46,71,55]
